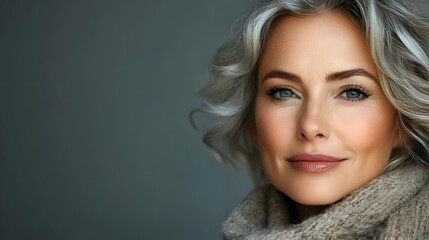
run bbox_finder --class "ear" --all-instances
[247,118,259,146]
[393,116,409,149]
[394,129,410,149]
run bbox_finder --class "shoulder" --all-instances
[380,177,429,239]
[222,185,274,238]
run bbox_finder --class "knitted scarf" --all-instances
[222,164,429,239]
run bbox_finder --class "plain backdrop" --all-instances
[1,1,256,239]
[1,1,428,240]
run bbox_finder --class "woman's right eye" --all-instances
[266,87,296,100]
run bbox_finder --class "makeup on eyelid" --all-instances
[265,84,373,102]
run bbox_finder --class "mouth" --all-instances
[288,153,345,173]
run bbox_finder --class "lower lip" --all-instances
[289,161,341,172]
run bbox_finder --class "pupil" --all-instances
[347,90,359,98]
[280,90,291,98]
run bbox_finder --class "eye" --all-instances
[342,89,363,99]
[339,85,371,101]
[267,87,296,101]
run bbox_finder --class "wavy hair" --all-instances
[194,0,429,184]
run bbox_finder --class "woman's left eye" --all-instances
[340,87,369,101]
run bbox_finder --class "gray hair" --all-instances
[195,0,429,184]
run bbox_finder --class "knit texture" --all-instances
[222,164,429,239]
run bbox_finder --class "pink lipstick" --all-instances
[288,153,344,173]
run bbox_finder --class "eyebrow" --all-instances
[262,68,378,83]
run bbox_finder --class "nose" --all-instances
[296,99,330,141]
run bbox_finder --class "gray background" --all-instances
[1,1,428,240]
[0,0,255,239]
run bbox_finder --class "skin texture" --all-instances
[254,9,400,210]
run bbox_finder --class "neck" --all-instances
[284,196,330,223]
[296,203,328,221]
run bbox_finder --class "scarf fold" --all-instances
[222,164,429,239]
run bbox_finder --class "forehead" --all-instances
[259,9,377,80]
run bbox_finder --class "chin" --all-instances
[289,193,343,206]
[278,183,348,206]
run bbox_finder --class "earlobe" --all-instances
[250,131,259,146]
[393,118,409,149]
[247,119,259,146]
[393,132,402,149]
[394,129,410,149]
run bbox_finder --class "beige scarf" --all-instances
[223,164,429,239]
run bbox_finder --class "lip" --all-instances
[288,153,345,173]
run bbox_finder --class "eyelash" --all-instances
[266,84,372,102]
[339,84,372,102]
[266,86,297,101]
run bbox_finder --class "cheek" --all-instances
[254,103,293,180]
[335,105,397,159]
[254,105,295,155]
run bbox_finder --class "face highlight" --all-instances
[254,10,399,205]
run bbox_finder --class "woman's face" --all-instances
[255,10,400,205]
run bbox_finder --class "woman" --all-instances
[196,0,429,238]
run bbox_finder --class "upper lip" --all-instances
[288,153,344,162]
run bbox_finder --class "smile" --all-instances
[288,153,345,173]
